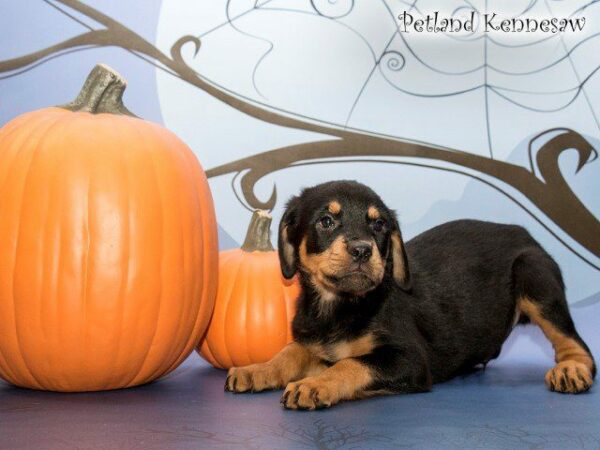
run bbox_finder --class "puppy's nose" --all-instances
[348,241,372,263]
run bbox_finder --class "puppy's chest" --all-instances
[307,334,376,363]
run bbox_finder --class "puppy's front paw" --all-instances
[225,364,282,393]
[545,361,593,394]
[281,378,336,410]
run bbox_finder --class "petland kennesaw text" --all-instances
[398,11,586,33]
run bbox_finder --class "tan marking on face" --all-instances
[281,226,295,268]
[369,243,385,286]
[282,358,374,409]
[328,201,341,215]
[367,206,380,220]
[308,334,376,363]
[299,235,349,296]
[391,232,408,284]
[299,235,384,298]
[518,297,594,393]
[226,342,326,393]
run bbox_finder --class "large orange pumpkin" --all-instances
[199,210,299,369]
[0,64,218,391]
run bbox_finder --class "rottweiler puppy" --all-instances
[225,180,595,409]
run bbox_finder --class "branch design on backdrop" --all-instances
[0,0,598,269]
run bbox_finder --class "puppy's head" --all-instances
[278,180,410,299]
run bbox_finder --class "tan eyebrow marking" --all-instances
[328,201,342,215]
[367,206,380,220]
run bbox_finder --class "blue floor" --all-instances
[1,305,599,449]
[1,357,599,449]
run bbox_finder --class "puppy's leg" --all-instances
[225,342,325,393]
[282,346,431,410]
[514,248,595,394]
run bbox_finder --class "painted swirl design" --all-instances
[310,0,355,18]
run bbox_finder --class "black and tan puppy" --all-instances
[225,180,595,409]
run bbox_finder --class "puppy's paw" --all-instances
[545,361,593,394]
[281,378,337,410]
[225,364,282,393]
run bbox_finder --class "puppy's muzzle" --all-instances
[348,240,372,263]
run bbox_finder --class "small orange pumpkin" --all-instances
[198,210,300,369]
[0,64,218,391]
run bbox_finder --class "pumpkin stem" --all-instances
[59,64,136,117]
[241,210,275,252]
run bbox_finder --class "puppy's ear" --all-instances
[389,217,411,291]
[278,196,300,279]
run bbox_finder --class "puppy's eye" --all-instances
[372,218,386,232]
[318,216,334,229]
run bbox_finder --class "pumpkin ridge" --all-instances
[250,253,270,362]
[152,140,190,375]
[0,114,58,385]
[78,115,106,389]
[0,113,56,193]
[12,114,67,389]
[267,255,288,350]
[172,133,203,374]
[226,253,251,367]
[0,113,46,176]
[145,126,187,383]
[0,112,29,143]
[242,255,254,367]
[24,115,77,390]
[40,117,72,387]
[82,166,92,385]
[101,116,132,388]
[0,111,48,154]
[83,116,114,390]
[39,119,70,385]
[121,120,167,387]
[138,121,215,385]
[219,252,245,368]
[160,125,214,379]
[72,114,104,389]
[119,126,133,386]
[206,250,239,369]
[143,124,196,381]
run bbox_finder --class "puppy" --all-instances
[225,180,595,409]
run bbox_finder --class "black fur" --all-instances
[280,180,595,393]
